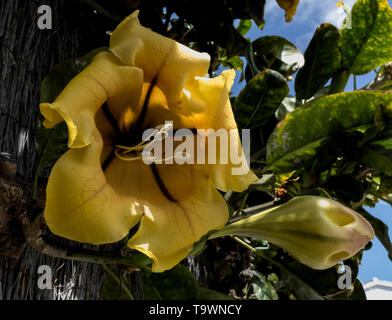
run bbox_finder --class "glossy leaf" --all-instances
[251,271,279,300]
[248,174,275,193]
[40,47,108,104]
[359,207,392,261]
[295,24,341,100]
[350,278,367,300]
[360,147,392,175]
[277,263,324,300]
[143,264,199,300]
[340,0,392,75]
[198,287,236,300]
[221,56,244,72]
[251,36,304,76]
[275,95,296,121]
[35,121,68,172]
[234,69,289,129]
[237,19,252,36]
[101,265,133,300]
[284,261,344,297]
[266,91,392,173]
[246,0,266,28]
[34,48,108,192]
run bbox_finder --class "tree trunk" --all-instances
[0,0,143,300]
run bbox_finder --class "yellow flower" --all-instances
[39,11,258,272]
[276,0,300,22]
[211,196,374,270]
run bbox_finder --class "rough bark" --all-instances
[0,0,143,300]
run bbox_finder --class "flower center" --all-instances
[114,122,175,163]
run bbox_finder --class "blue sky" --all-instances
[231,0,375,96]
[229,0,392,284]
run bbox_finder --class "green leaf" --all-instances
[246,0,266,28]
[359,207,392,261]
[221,56,244,72]
[40,47,108,103]
[266,91,392,173]
[280,275,324,300]
[275,95,296,121]
[198,287,236,300]
[285,261,348,297]
[359,116,392,174]
[295,23,341,100]
[350,278,367,300]
[327,175,364,203]
[234,69,289,129]
[143,264,199,300]
[379,175,392,196]
[360,147,392,175]
[123,251,153,270]
[248,174,275,193]
[35,121,68,171]
[34,47,108,196]
[340,0,392,75]
[236,19,252,36]
[101,265,133,300]
[273,261,324,300]
[250,36,304,77]
[251,270,279,300]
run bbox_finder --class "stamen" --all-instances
[174,151,192,162]
[156,122,173,133]
[114,149,142,162]
[114,122,174,163]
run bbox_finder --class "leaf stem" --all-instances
[102,264,134,300]
[69,252,151,271]
[329,69,351,94]
[231,235,256,252]
[231,236,323,300]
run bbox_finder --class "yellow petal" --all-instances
[40,51,143,148]
[109,10,210,113]
[211,196,374,270]
[182,70,258,191]
[129,183,228,272]
[120,70,258,192]
[102,157,228,272]
[44,128,142,244]
[276,0,300,22]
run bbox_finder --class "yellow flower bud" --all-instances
[211,196,374,270]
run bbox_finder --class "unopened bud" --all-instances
[210,196,374,270]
